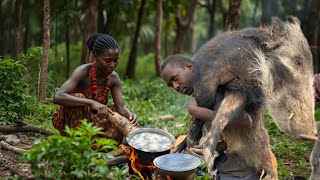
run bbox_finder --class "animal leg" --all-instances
[194,92,247,173]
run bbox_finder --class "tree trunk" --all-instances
[174,0,197,54]
[11,0,22,60]
[54,11,58,59]
[251,0,259,26]
[302,0,320,73]
[0,2,4,56]
[73,0,81,43]
[124,0,146,79]
[217,0,228,27]
[65,0,70,79]
[207,0,217,40]
[98,0,104,33]
[105,0,117,34]
[23,1,32,53]
[154,0,163,76]
[189,12,197,53]
[224,0,242,32]
[261,0,277,24]
[39,0,50,101]
[80,0,99,64]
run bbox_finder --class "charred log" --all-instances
[106,155,128,167]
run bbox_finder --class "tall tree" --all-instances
[154,0,163,76]
[261,0,277,24]
[217,0,228,28]
[302,0,320,72]
[39,0,50,100]
[80,0,99,64]
[224,0,242,31]
[124,0,146,79]
[72,0,81,43]
[189,12,197,53]
[98,0,104,33]
[251,0,259,26]
[0,2,4,56]
[23,0,31,53]
[11,0,22,60]
[174,0,197,54]
[206,0,218,40]
[104,0,119,34]
[65,0,70,79]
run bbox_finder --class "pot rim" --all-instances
[153,153,201,172]
[126,127,175,153]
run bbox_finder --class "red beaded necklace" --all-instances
[91,63,110,103]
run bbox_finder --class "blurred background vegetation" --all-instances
[1,0,320,179]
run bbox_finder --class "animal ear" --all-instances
[271,17,285,37]
[287,16,300,25]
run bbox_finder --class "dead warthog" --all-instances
[182,16,317,179]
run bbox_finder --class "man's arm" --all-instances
[188,97,252,128]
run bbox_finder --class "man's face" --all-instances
[161,63,195,95]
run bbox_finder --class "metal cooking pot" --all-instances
[126,128,176,164]
[153,153,201,180]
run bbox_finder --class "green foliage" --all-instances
[0,58,29,125]
[24,96,57,127]
[120,78,189,136]
[21,120,122,179]
[20,47,58,98]
[265,112,314,178]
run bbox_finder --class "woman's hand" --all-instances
[90,100,114,118]
[128,112,138,126]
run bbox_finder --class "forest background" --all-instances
[1,0,320,179]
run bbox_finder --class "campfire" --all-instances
[121,144,157,180]
[119,128,200,180]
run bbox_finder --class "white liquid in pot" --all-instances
[128,132,172,152]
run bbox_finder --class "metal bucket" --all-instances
[126,128,176,164]
[153,153,201,180]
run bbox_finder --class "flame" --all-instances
[120,145,156,180]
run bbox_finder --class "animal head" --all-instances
[255,16,317,141]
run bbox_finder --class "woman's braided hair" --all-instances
[86,33,120,56]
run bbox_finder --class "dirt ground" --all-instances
[0,132,44,178]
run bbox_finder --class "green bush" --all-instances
[20,47,59,98]
[24,96,57,127]
[0,58,29,125]
[21,120,122,179]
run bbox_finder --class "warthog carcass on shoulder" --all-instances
[180,16,318,179]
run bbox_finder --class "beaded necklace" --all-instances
[91,63,110,103]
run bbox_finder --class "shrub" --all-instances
[20,47,58,98]
[21,120,122,179]
[0,58,29,125]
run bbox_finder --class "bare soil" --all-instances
[0,132,45,178]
